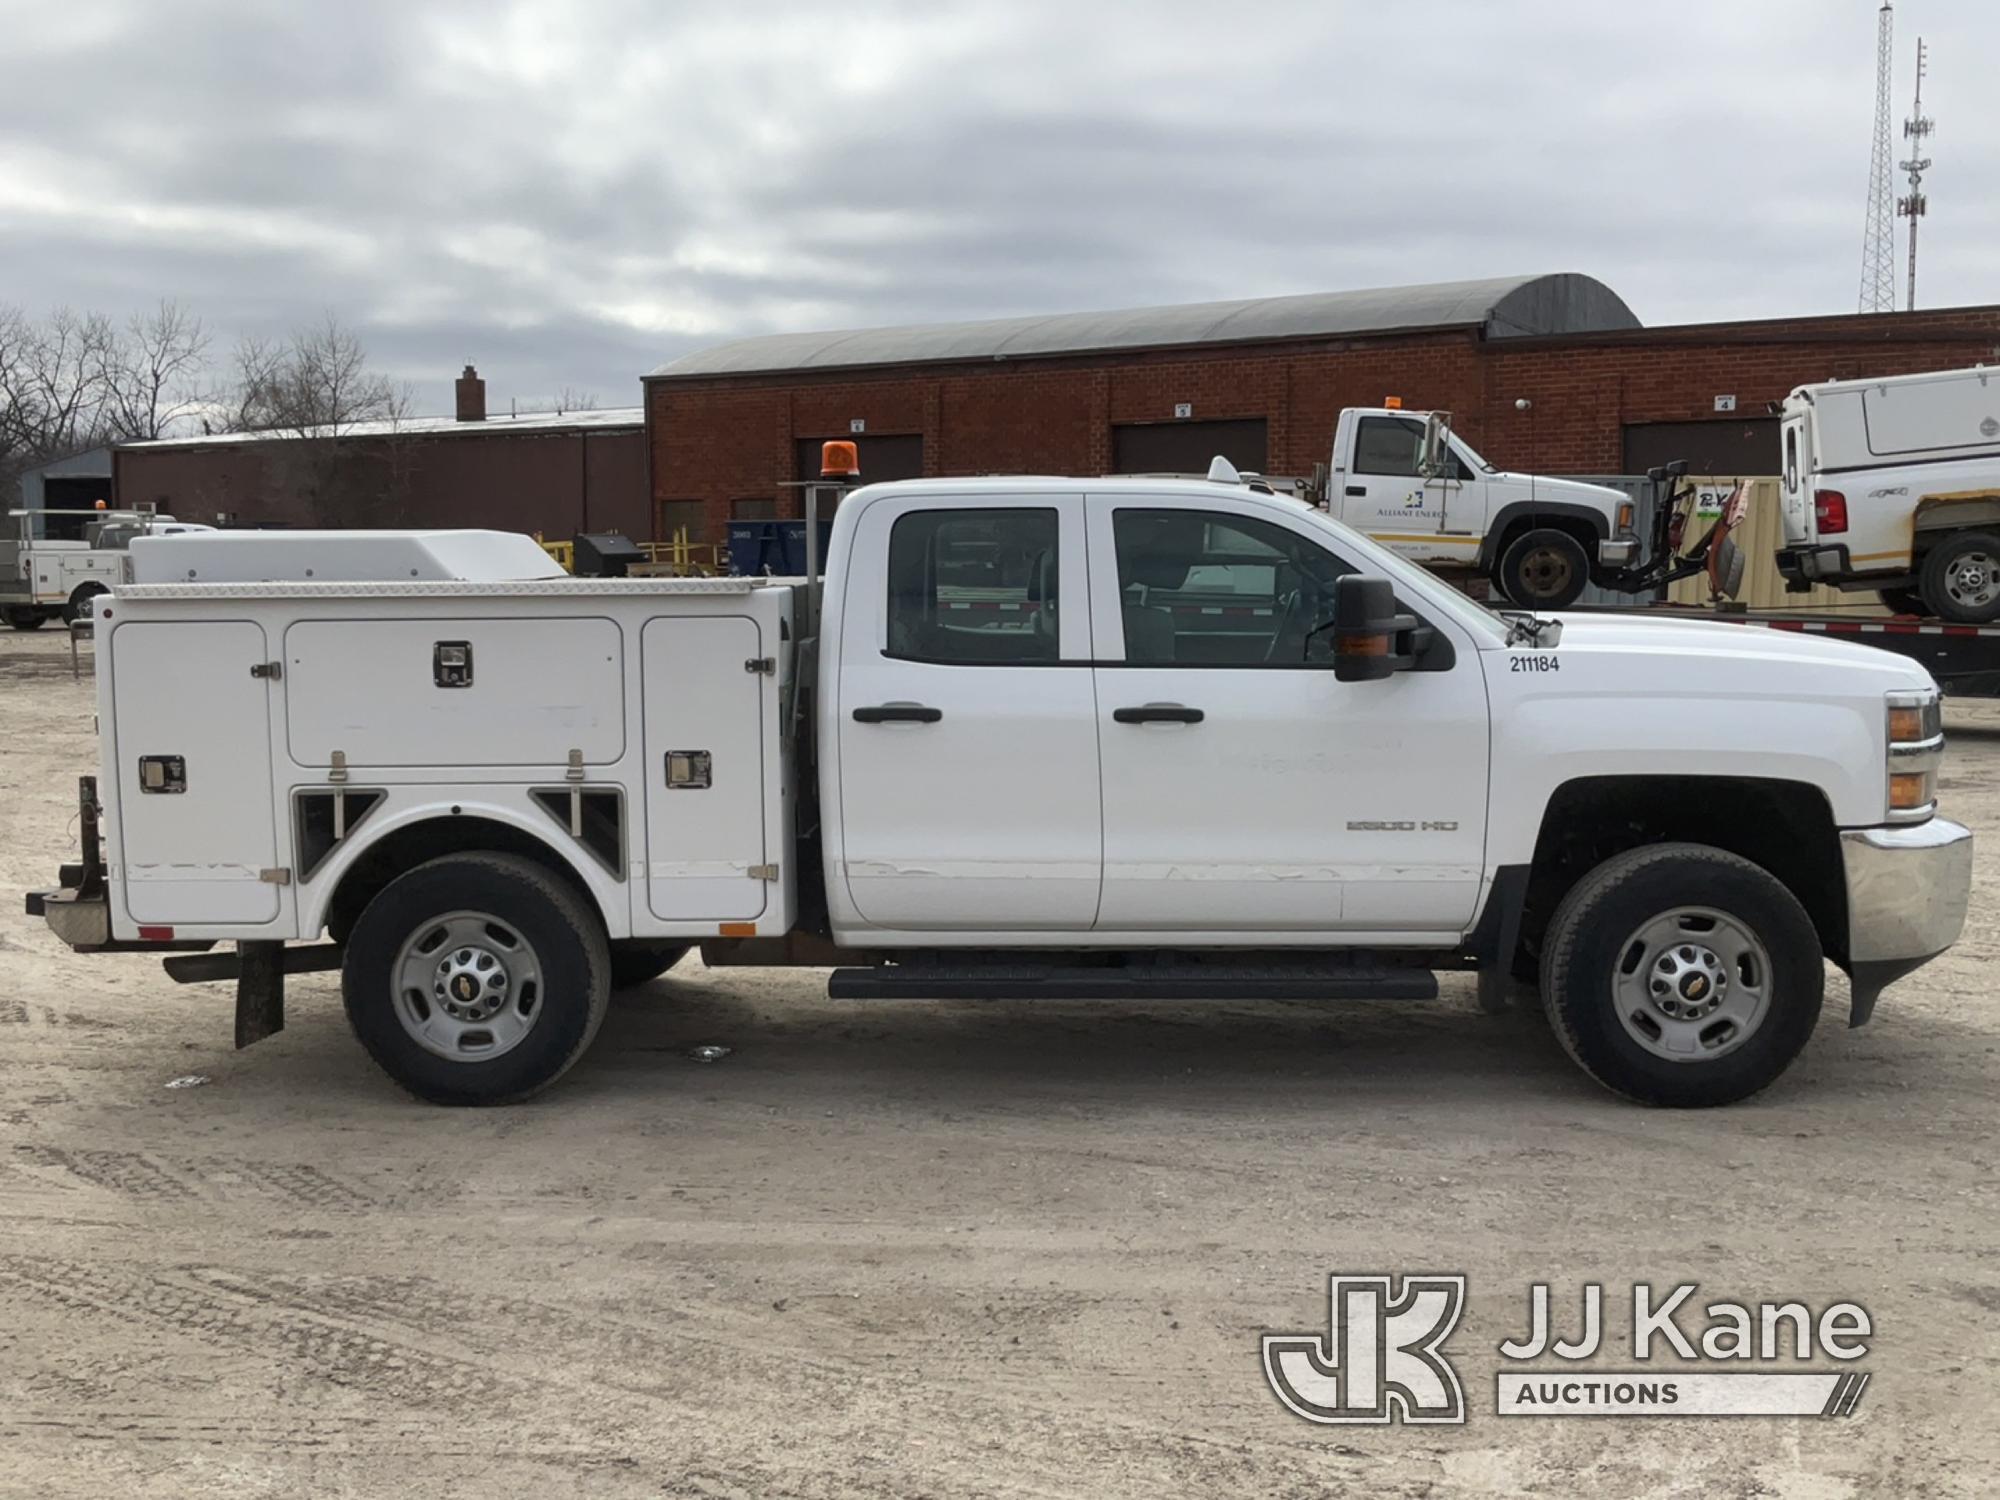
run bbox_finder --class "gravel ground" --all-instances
[0,626,1995,1498]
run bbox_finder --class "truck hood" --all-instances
[1491,474,1628,507]
[1544,611,1934,685]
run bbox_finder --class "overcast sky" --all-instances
[3,0,1994,415]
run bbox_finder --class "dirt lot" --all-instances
[1,626,1996,1499]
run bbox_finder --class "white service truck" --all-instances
[28,467,1972,1109]
[1319,407,1731,609]
[1,508,214,629]
[1778,363,2000,622]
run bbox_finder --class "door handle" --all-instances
[1112,703,1204,725]
[852,703,943,724]
[1344,484,1367,496]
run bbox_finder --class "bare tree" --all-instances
[222,314,413,525]
[99,300,212,441]
[228,313,406,438]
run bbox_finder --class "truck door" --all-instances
[1340,414,1480,568]
[831,492,1101,930]
[110,621,283,927]
[1085,494,1489,933]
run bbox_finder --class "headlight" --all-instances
[1885,688,1943,821]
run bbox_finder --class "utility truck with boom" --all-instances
[27,445,1972,1109]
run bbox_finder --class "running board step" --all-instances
[826,964,1437,1002]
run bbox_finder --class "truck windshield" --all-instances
[1289,505,1508,644]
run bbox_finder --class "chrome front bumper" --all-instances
[1596,537,1639,566]
[1839,818,1974,1023]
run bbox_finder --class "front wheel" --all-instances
[1494,528,1589,610]
[1540,843,1823,1107]
[1919,531,2000,624]
[342,852,610,1105]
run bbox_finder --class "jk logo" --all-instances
[1262,1274,1467,1425]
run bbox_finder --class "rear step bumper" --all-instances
[828,964,1437,1002]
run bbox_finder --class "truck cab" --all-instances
[1325,407,1639,608]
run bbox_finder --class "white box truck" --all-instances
[1777,364,2000,621]
[28,462,1971,1109]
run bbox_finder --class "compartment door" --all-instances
[641,616,769,922]
[112,621,281,925]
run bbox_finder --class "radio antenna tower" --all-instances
[1858,2,1897,313]
[1897,37,1933,311]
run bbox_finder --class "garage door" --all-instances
[1623,419,1779,475]
[1113,419,1268,476]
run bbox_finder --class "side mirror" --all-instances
[1329,575,1419,682]
[1416,411,1453,478]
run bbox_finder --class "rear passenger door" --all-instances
[831,493,1101,931]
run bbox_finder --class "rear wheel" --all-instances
[1495,528,1590,610]
[4,607,47,631]
[1540,843,1822,1107]
[1877,586,1927,617]
[608,941,690,990]
[1918,531,2000,624]
[64,583,108,624]
[342,852,610,1105]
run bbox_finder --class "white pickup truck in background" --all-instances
[1,508,215,629]
[1314,406,1748,611]
[28,459,1972,1110]
[1778,363,2000,622]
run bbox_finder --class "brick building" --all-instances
[115,367,647,540]
[643,273,2000,539]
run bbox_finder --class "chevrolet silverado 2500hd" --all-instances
[28,470,1973,1108]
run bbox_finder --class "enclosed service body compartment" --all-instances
[93,576,795,944]
[109,620,283,926]
[283,617,626,768]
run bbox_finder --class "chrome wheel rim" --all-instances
[1944,551,2000,610]
[1611,906,1771,1062]
[393,911,544,1061]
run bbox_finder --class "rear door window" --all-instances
[885,508,1060,664]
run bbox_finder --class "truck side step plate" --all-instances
[827,964,1437,1002]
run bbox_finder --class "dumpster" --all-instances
[726,519,834,578]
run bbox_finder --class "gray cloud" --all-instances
[2,0,1993,415]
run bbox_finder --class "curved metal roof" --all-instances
[649,273,1638,380]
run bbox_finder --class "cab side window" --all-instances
[1112,509,1352,666]
[1354,416,1423,477]
[885,508,1059,664]
[1354,415,1474,481]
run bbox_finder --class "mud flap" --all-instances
[235,941,285,1048]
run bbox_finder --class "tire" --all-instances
[1919,531,2000,624]
[4,607,47,631]
[1494,528,1590,610]
[608,941,690,990]
[341,852,611,1105]
[1540,843,1823,1108]
[64,583,108,625]
[1877,586,1927,617]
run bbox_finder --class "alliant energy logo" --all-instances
[1263,1276,1872,1425]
